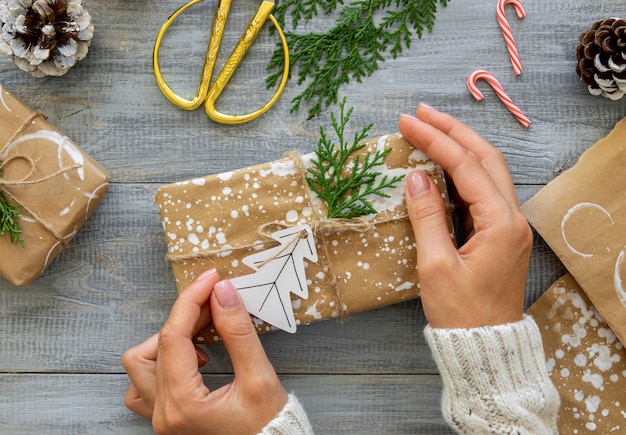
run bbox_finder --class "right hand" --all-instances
[399,104,533,329]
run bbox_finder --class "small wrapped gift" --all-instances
[0,86,110,286]
[156,133,453,343]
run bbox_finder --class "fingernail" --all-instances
[407,171,430,198]
[197,268,217,281]
[195,346,209,364]
[419,102,437,111]
[400,113,420,122]
[214,280,241,310]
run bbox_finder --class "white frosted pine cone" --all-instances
[0,0,94,77]
[576,18,626,100]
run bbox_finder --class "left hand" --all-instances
[122,269,288,434]
[399,105,531,328]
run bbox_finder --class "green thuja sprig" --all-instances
[306,98,404,219]
[268,0,449,118]
[0,163,24,247]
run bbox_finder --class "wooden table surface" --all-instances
[1,0,624,433]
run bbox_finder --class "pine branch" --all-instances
[0,164,24,246]
[306,98,404,219]
[272,0,342,29]
[268,0,449,118]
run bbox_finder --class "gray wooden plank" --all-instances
[0,374,453,435]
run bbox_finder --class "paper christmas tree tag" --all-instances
[230,224,318,333]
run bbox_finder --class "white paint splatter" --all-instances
[285,210,298,222]
[0,86,12,112]
[586,395,601,413]
[270,160,296,177]
[613,247,626,308]
[561,202,613,258]
[305,301,322,319]
[395,282,413,292]
[582,371,604,389]
[218,171,233,181]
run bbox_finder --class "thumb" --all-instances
[405,170,456,265]
[210,280,276,378]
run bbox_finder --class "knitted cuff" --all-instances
[259,393,315,435]
[424,315,560,433]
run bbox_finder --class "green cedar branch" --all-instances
[306,97,405,219]
[0,163,24,247]
[267,0,449,118]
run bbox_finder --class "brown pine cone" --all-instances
[576,18,626,100]
[0,0,94,78]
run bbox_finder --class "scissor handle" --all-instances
[204,6,290,124]
[153,0,231,111]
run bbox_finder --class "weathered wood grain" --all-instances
[0,0,620,432]
[0,374,453,435]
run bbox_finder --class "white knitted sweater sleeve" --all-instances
[259,394,315,435]
[424,315,560,434]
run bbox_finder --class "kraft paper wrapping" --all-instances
[527,273,626,433]
[522,116,626,346]
[156,133,453,343]
[0,86,110,286]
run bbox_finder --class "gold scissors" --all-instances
[153,0,290,125]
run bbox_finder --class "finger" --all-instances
[414,104,519,208]
[405,170,458,266]
[156,269,220,399]
[121,333,159,410]
[124,384,153,420]
[399,114,511,230]
[163,269,220,344]
[210,279,278,380]
[195,303,212,336]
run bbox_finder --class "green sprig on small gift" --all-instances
[306,98,404,219]
[268,0,449,118]
[0,162,24,247]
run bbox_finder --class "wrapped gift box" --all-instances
[0,86,110,286]
[156,133,453,343]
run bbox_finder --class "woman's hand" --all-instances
[122,269,288,434]
[399,104,532,329]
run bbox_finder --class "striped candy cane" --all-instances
[497,0,526,76]
[467,70,531,128]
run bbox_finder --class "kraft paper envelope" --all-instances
[527,273,626,433]
[522,116,626,345]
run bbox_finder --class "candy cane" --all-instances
[497,0,525,76]
[467,70,531,128]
